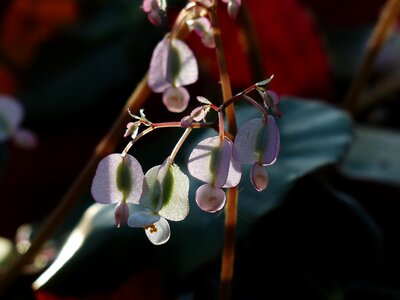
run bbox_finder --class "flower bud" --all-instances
[180,115,193,128]
[114,201,130,228]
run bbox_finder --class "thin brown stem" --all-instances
[0,75,151,296]
[209,2,238,300]
[342,0,400,115]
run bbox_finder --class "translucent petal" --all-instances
[0,95,24,141]
[188,136,231,187]
[222,155,242,188]
[157,163,190,221]
[91,154,144,204]
[162,86,189,113]
[145,217,170,245]
[148,37,198,92]
[148,37,171,92]
[195,184,226,213]
[250,162,269,192]
[259,116,280,166]
[127,209,160,228]
[166,39,198,87]
[233,116,280,166]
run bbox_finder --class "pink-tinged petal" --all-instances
[157,161,190,221]
[0,95,24,141]
[251,162,269,192]
[145,217,170,245]
[127,209,160,227]
[188,136,231,187]
[162,86,189,113]
[12,128,38,149]
[222,156,242,188]
[166,39,198,87]
[148,37,171,92]
[195,184,226,213]
[114,201,130,228]
[91,154,144,204]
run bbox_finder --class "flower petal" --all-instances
[222,155,242,188]
[140,165,163,211]
[12,128,38,149]
[233,116,280,166]
[157,162,190,221]
[188,136,231,187]
[148,37,171,92]
[145,217,170,245]
[0,95,24,142]
[195,184,226,213]
[162,86,189,113]
[166,38,198,87]
[91,154,144,204]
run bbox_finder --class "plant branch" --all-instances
[342,0,400,115]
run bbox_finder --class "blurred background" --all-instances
[1,0,400,299]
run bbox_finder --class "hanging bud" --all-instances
[124,122,140,139]
[114,201,130,228]
[162,86,190,113]
[250,162,269,191]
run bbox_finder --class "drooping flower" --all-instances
[188,136,241,212]
[233,115,280,191]
[148,35,198,112]
[91,153,145,227]
[0,95,38,149]
[128,158,190,245]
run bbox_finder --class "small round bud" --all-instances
[227,1,240,18]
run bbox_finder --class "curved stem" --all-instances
[0,75,151,296]
[342,0,400,115]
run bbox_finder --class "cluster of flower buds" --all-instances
[0,95,38,149]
